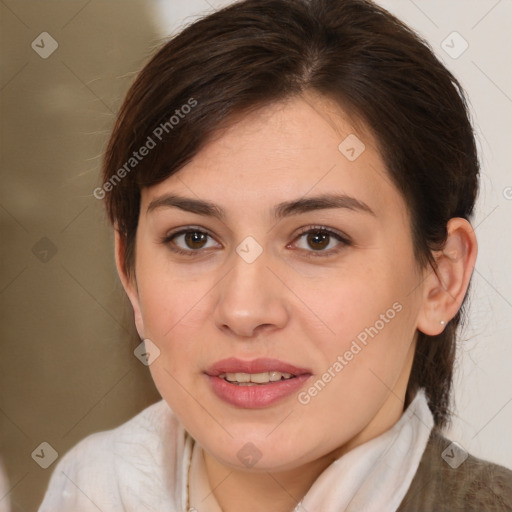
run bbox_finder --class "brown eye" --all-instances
[184,231,208,249]
[291,226,351,258]
[306,231,330,251]
[164,228,220,255]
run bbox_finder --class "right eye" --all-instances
[163,228,221,256]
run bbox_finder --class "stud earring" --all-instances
[440,320,446,326]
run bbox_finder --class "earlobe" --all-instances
[114,229,145,339]
[417,217,478,336]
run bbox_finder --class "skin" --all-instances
[116,93,477,512]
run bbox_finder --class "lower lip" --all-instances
[207,374,311,408]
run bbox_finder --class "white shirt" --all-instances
[38,389,434,512]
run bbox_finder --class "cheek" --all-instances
[298,258,420,386]
[135,251,211,341]
[140,274,209,417]
[296,262,410,341]
[138,279,208,375]
[292,308,417,450]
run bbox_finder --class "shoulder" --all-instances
[38,400,189,512]
[398,430,512,512]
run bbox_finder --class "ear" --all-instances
[417,217,478,335]
[114,228,145,339]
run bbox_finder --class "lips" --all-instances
[205,358,312,408]
[205,357,311,377]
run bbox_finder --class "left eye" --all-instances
[291,228,348,253]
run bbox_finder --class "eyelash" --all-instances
[161,225,351,259]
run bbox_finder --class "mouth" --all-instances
[205,358,312,408]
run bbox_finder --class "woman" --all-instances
[39,0,512,510]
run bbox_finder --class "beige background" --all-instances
[1,1,511,511]
[0,2,162,511]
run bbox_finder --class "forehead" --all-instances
[140,95,403,221]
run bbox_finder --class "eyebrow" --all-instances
[146,193,375,219]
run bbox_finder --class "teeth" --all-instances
[219,371,294,384]
[269,371,282,382]
[250,372,272,384]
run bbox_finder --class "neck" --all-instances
[203,449,337,512]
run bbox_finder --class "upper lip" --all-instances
[205,357,312,377]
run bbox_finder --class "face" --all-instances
[122,94,427,472]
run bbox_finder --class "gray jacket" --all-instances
[397,431,512,511]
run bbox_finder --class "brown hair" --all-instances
[101,0,479,428]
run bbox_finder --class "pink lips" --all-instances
[205,357,312,408]
[206,357,311,376]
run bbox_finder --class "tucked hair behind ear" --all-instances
[101,0,479,428]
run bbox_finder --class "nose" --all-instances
[213,250,290,338]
